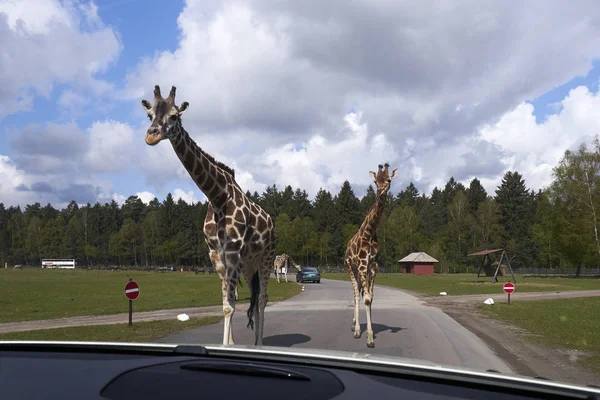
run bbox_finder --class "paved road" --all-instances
[159,278,513,374]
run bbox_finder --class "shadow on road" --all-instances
[263,333,311,347]
[360,323,404,338]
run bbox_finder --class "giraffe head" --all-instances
[369,163,398,197]
[141,85,189,146]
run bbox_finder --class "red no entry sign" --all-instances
[503,282,515,294]
[125,280,140,300]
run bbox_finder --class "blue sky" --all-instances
[0,0,182,131]
[2,0,600,208]
[529,59,600,124]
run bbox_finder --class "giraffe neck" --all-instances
[169,125,231,207]
[359,193,387,239]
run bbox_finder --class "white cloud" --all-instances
[0,152,115,209]
[84,120,136,173]
[135,191,156,205]
[6,0,600,208]
[0,155,31,206]
[0,0,122,118]
[109,193,126,206]
[475,85,600,193]
[255,111,399,196]
[173,188,199,204]
[58,89,89,117]
[119,0,600,199]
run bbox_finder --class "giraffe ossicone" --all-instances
[141,85,276,347]
[345,163,398,348]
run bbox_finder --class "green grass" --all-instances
[322,272,600,296]
[0,315,224,343]
[0,269,301,323]
[481,297,600,374]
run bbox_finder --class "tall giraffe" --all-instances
[273,254,301,283]
[345,163,398,348]
[141,85,276,346]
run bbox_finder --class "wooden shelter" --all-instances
[468,248,517,283]
[398,252,438,275]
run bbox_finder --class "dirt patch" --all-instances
[425,289,600,305]
[433,301,600,387]
[0,305,226,334]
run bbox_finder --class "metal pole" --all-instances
[129,300,132,327]
[508,293,511,305]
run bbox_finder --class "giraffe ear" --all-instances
[141,100,152,111]
[369,171,377,181]
[178,102,189,115]
[390,168,399,179]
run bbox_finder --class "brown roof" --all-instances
[398,252,439,263]
[467,248,504,257]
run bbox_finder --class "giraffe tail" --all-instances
[246,270,260,331]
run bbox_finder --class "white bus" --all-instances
[41,259,76,269]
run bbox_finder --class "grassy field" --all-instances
[0,269,301,323]
[322,272,600,296]
[0,315,223,343]
[481,297,600,374]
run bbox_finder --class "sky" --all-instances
[2,0,600,209]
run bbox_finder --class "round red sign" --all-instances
[503,282,515,294]
[125,281,140,300]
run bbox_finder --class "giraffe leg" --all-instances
[222,253,242,346]
[365,260,378,348]
[241,261,268,346]
[365,300,374,348]
[346,258,361,337]
[208,248,234,345]
[256,251,273,346]
[357,260,371,346]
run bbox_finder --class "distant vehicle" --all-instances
[41,259,76,269]
[297,266,321,283]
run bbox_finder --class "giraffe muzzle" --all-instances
[145,129,164,146]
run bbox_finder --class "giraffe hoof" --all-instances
[353,332,361,339]
[366,342,375,348]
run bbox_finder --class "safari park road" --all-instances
[158,278,514,374]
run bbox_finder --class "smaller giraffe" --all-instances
[273,254,301,283]
[345,163,398,348]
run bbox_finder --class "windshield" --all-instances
[1,0,599,389]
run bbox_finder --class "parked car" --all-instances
[296,267,321,283]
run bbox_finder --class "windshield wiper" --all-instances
[181,361,311,381]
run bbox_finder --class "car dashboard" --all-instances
[0,342,598,400]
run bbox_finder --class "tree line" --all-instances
[1,138,600,274]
